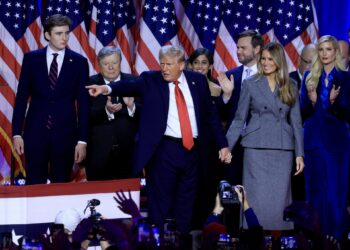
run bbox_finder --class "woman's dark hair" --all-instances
[188,48,214,80]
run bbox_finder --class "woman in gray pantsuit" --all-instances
[226,42,305,230]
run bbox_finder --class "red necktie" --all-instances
[174,80,194,150]
[49,53,58,90]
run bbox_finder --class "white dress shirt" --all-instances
[164,73,198,138]
[46,46,65,76]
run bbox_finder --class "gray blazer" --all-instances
[226,74,304,157]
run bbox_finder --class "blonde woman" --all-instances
[226,42,304,230]
[300,35,350,243]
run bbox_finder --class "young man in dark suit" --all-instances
[86,46,139,180]
[87,45,231,234]
[12,14,89,185]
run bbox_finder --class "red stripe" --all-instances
[116,28,133,69]
[0,76,16,107]
[0,40,22,80]
[0,178,140,198]
[215,36,237,70]
[177,24,194,56]
[29,19,42,47]
[17,36,31,54]
[72,26,99,73]
[0,111,13,170]
[284,43,299,69]
[137,39,160,70]
[300,30,312,45]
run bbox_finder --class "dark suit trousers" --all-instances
[147,137,199,233]
[24,130,75,184]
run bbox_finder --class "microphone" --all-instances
[89,199,101,206]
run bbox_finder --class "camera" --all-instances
[280,236,298,249]
[218,180,240,205]
[84,199,105,241]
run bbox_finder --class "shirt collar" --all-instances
[243,64,258,74]
[104,74,121,84]
[47,46,65,58]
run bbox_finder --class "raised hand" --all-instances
[307,87,317,105]
[113,190,141,218]
[217,72,234,99]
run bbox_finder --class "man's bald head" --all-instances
[299,43,317,75]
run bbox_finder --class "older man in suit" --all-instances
[12,14,89,184]
[87,45,231,234]
[86,46,139,180]
[289,44,317,89]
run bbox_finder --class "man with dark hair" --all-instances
[86,46,139,180]
[216,30,264,186]
[12,14,89,184]
[87,45,231,234]
[339,40,350,71]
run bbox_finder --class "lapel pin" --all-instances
[69,59,73,62]
[192,81,195,85]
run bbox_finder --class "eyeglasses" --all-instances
[300,56,312,65]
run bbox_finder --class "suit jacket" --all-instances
[226,75,304,157]
[300,69,350,152]
[217,65,244,129]
[86,73,139,166]
[12,47,89,144]
[289,70,302,90]
[108,70,228,175]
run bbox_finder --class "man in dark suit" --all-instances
[216,30,263,187]
[87,45,231,234]
[86,46,139,180]
[12,14,89,185]
[289,43,317,89]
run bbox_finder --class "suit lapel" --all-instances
[257,76,280,116]
[159,74,170,116]
[39,48,51,92]
[57,49,74,89]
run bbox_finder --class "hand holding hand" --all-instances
[13,137,24,155]
[294,156,305,175]
[217,72,234,99]
[219,147,232,164]
[86,85,109,97]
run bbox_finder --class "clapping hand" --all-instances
[329,85,340,104]
[217,72,234,99]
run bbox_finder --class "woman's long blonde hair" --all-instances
[306,35,345,90]
[257,42,296,107]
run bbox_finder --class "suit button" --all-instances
[264,106,267,109]
[50,101,55,104]
[279,108,282,111]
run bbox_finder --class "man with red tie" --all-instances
[87,45,231,234]
[12,14,89,184]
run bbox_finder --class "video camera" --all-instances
[84,199,106,241]
[218,180,241,205]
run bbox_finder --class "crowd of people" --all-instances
[7,13,350,249]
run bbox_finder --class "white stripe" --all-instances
[0,92,13,123]
[0,56,18,93]
[291,36,306,55]
[0,191,140,225]
[306,23,318,43]
[311,0,319,30]
[0,23,24,65]
[174,0,202,49]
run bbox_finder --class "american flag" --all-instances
[0,0,43,184]
[134,0,179,74]
[88,0,137,73]
[0,0,318,184]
